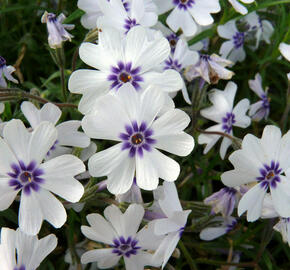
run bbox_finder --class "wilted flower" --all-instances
[274,218,290,246]
[41,11,74,49]
[198,81,251,159]
[248,73,270,121]
[185,53,234,84]
[155,0,220,37]
[81,204,163,269]
[222,125,290,222]
[0,119,85,235]
[204,187,239,216]
[0,56,18,88]
[0,227,57,270]
[82,84,194,194]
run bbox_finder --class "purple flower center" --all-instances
[0,56,6,68]
[8,161,44,196]
[108,61,143,90]
[257,161,282,189]
[173,0,195,10]
[200,54,211,61]
[122,0,130,11]
[222,112,236,133]
[47,12,57,22]
[119,121,156,158]
[261,94,270,109]
[166,33,179,53]
[14,266,25,270]
[124,18,139,34]
[233,32,245,49]
[164,57,182,71]
[112,236,141,258]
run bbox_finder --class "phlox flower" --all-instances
[184,53,234,85]
[81,204,163,270]
[0,56,18,88]
[198,81,251,159]
[97,0,158,35]
[248,73,270,121]
[155,0,220,37]
[221,125,290,222]
[218,12,273,63]
[162,39,199,104]
[0,227,57,270]
[68,26,183,115]
[151,182,191,269]
[0,119,85,235]
[82,84,194,194]
[200,216,237,241]
[204,187,239,217]
[41,11,74,49]
[228,0,254,15]
[21,101,90,159]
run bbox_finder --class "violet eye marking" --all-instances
[222,112,236,133]
[8,161,44,195]
[164,57,182,71]
[124,18,139,34]
[14,266,26,270]
[112,236,141,258]
[256,161,282,189]
[0,56,6,67]
[119,121,156,158]
[233,32,245,49]
[108,61,143,90]
[173,0,195,10]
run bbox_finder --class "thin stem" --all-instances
[0,89,77,108]
[56,47,67,101]
[196,258,257,268]
[280,83,290,132]
[71,47,79,72]
[178,240,198,270]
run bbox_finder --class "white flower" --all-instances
[41,11,74,49]
[81,204,163,269]
[0,56,18,88]
[184,53,234,84]
[198,81,251,159]
[0,119,85,235]
[21,101,90,159]
[228,0,254,15]
[0,227,57,270]
[218,12,273,63]
[162,39,199,104]
[68,26,183,115]
[200,216,237,241]
[155,0,220,37]
[218,20,247,63]
[279,42,290,62]
[221,125,290,222]
[248,73,270,121]
[116,178,143,203]
[151,182,191,269]
[274,218,290,246]
[82,84,194,194]
[97,0,158,35]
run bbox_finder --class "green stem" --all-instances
[178,240,198,270]
[196,258,256,268]
[56,47,67,101]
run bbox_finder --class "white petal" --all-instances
[279,129,290,171]
[167,7,197,37]
[81,248,120,267]
[198,124,223,155]
[57,121,90,148]
[200,226,227,241]
[238,183,267,222]
[0,228,16,269]
[233,99,251,128]
[155,0,173,14]
[219,137,232,160]
[154,132,194,156]
[81,213,117,245]
[40,155,85,202]
[219,40,234,59]
[3,119,30,164]
[38,103,62,125]
[0,178,18,211]
[279,43,290,61]
[228,0,248,15]
[217,20,237,39]
[28,122,58,165]
[151,109,191,137]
